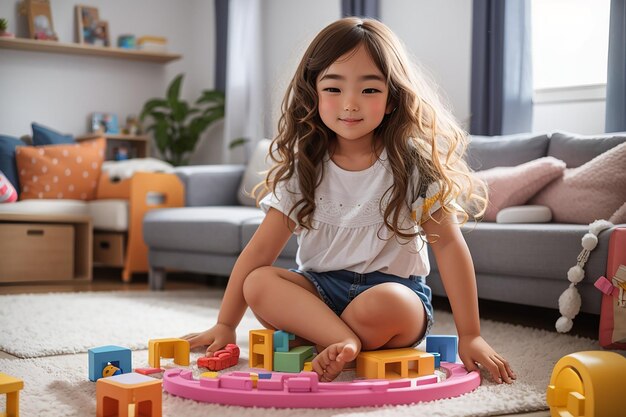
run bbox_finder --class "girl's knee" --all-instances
[242,266,274,306]
[346,283,424,332]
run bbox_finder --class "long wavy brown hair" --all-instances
[261,17,487,240]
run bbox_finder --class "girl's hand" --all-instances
[458,335,516,384]
[181,323,237,356]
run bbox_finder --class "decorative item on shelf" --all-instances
[0,18,16,38]
[137,35,167,52]
[91,112,119,134]
[19,0,58,41]
[113,146,129,161]
[75,5,109,46]
[122,115,141,135]
[117,34,135,49]
[139,73,225,166]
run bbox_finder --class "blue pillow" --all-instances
[0,135,26,195]
[32,122,74,146]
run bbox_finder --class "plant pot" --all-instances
[0,31,15,38]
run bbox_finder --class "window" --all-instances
[531,0,610,90]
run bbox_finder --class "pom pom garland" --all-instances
[555,220,613,333]
[567,265,585,283]
[581,233,598,251]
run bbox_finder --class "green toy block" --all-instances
[273,346,315,373]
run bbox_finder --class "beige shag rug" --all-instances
[0,290,621,416]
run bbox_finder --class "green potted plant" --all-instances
[0,18,15,38]
[140,73,225,166]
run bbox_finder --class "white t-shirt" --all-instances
[259,149,446,279]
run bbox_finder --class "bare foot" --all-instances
[312,341,360,382]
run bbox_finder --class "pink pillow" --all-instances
[476,157,566,221]
[530,142,626,224]
[0,171,18,203]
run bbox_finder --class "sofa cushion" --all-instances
[31,122,74,146]
[241,216,299,258]
[88,199,128,231]
[16,137,105,201]
[466,133,550,171]
[547,131,626,168]
[0,135,26,194]
[0,199,88,215]
[238,139,272,207]
[429,223,610,282]
[476,156,566,221]
[531,142,626,224]
[0,171,18,203]
[143,206,265,255]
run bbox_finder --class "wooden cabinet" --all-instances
[76,133,150,161]
[0,214,93,283]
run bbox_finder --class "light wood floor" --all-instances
[3,267,584,417]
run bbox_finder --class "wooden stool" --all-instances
[96,373,162,417]
[0,372,24,417]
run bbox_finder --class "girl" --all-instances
[184,17,516,384]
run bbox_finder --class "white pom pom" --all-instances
[558,286,581,318]
[581,233,598,250]
[567,265,585,283]
[589,219,613,236]
[556,316,573,333]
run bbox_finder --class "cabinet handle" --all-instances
[27,229,44,236]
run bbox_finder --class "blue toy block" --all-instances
[426,335,458,363]
[432,352,441,368]
[88,345,132,382]
[273,330,295,352]
[258,372,272,379]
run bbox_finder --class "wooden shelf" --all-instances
[77,134,150,160]
[0,37,181,63]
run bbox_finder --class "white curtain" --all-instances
[222,0,264,164]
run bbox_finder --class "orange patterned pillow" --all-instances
[15,137,106,200]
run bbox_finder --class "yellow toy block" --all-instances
[200,371,219,379]
[250,372,259,388]
[148,338,190,369]
[249,329,274,370]
[547,351,626,417]
[0,372,23,417]
[303,361,313,372]
[356,348,434,380]
[96,372,161,417]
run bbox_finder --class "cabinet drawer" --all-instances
[93,232,125,266]
[0,223,74,282]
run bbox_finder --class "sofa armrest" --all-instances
[174,165,245,207]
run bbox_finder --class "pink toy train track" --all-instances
[163,362,480,408]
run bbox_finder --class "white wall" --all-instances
[0,0,223,163]
[382,0,473,129]
[261,0,340,138]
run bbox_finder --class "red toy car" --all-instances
[197,343,240,371]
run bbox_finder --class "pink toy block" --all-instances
[162,362,480,408]
[220,375,253,390]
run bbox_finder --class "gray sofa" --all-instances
[143,132,626,314]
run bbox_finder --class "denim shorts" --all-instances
[291,269,434,346]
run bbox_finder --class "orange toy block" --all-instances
[356,348,435,380]
[249,329,274,371]
[148,338,190,369]
[96,372,162,417]
[0,372,24,417]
